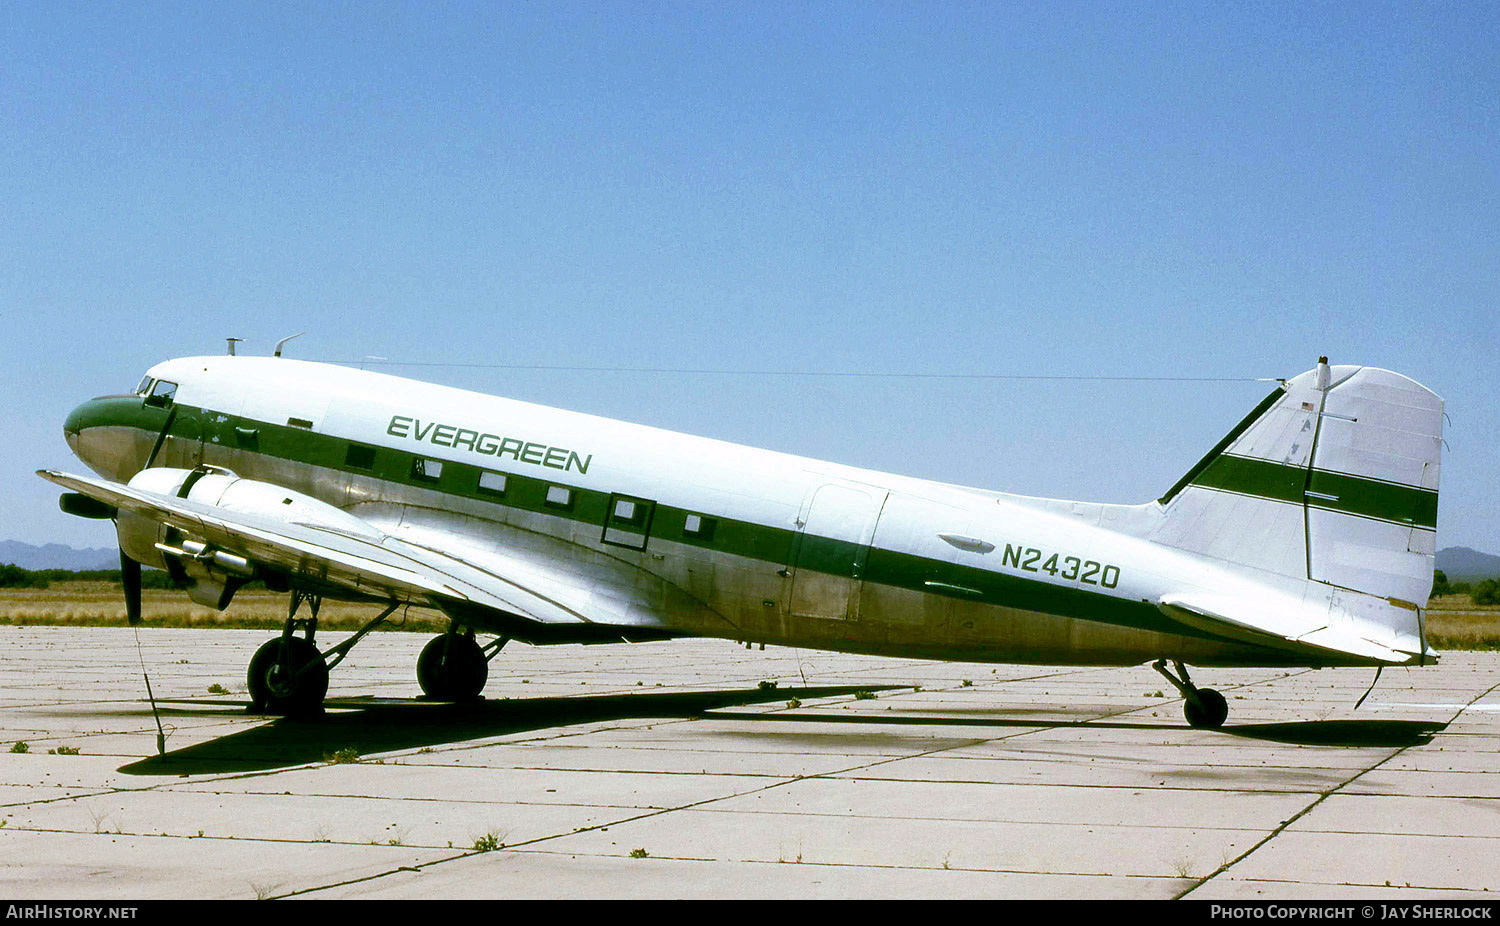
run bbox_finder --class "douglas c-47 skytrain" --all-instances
[42,353,1443,728]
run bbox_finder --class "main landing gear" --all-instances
[248,591,396,715]
[247,591,508,714]
[416,628,508,702]
[1153,658,1229,730]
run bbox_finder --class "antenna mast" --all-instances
[274,332,306,357]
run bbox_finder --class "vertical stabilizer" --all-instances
[1152,359,1442,608]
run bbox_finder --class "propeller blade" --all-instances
[120,550,142,626]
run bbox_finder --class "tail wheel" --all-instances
[248,637,329,715]
[1184,688,1228,729]
[417,633,488,701]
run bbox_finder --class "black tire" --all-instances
[247,637,329,715]
[416,633,488,701]
[1184,688,1228,729]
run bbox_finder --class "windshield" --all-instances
[135,375,152,396]
[144,379,178,408]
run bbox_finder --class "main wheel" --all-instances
[1183,688,1229,729]
[416,633,488,701]
[248,637,329,715]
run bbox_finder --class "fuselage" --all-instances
[61,356,1374,668]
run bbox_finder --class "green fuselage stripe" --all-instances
[1190,454,1437,530]
[76,395,1234,643]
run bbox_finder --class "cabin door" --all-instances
[788,482,888,621]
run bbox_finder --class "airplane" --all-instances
[40,353,1443,728]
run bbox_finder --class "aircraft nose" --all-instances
[63,400,90,453]
[61,393,169,481]
[62,396,140,474]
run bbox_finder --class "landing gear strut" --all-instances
[416,627,506,701]
[1153,659,1229,729]
[248,592,328,715]
[245,592,507,712]
[247,592,399,715]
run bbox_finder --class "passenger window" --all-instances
[683,513,717,541]
[345,444,376,470]
[411,458,443,483]
[544,485,573,510]
[477,471,508,497]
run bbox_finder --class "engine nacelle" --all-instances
[116,510,171,573]
[117,466,380,609]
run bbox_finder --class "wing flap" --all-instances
[368,511,719,632]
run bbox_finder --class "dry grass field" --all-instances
[0,581,446,633]
[3,581,1497,648]
[1425,592,1500,650]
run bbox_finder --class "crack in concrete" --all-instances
[278,676,1178,897]
[1177,676,1500,900]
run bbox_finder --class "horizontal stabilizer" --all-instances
[1157,592,1417,664]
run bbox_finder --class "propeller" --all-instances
[119,545,164,756]
[120,549,142,626]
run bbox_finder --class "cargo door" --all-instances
[788,482,888,620]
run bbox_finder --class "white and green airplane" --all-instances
[41,354,1442,727]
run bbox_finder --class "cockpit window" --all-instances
[144,379,178,408]
[135,376,153,396]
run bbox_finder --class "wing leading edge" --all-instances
[38,468,702,639]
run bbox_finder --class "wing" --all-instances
[39,469,723,642]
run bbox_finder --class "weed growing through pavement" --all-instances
[249,881,280,901]
[473,831,502,852]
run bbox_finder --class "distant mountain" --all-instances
[0,541,118,571]
[1437,547,1500,579]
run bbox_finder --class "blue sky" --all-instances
[2,1,1496,554]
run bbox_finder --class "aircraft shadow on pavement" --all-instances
[119,687,1444,775]
[711,711,1446,748]
[117,685,896,775]
[1217,719,1446,748]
